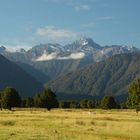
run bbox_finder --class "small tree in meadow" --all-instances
[101,96,117,109]
[1,87,21,110]
[41,88,58,110]
[35,88,59,110]
[127,77,140,109]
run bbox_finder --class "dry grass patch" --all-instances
[0,109,140,140]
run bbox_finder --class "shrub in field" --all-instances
[101,96,117,109]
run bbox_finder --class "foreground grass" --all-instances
[0,109,140,140]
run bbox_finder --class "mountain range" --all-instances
[0,37,138,81]
[0,37,140,100]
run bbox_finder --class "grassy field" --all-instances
[0,109,140,140]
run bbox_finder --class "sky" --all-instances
[0,0,140,50]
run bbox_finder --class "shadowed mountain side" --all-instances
[0,55,43,97]
[16,62,50,84]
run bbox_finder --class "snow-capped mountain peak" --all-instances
[64,37,102,54]
[79,37,89,46]
[0,38,139,63]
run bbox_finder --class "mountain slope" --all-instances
[0,55,43,97]
[16,62,50,84]
[47,53,140,100]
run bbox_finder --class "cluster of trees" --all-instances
[0,76,140,111]
[59,99,101,109]
[59,96,122,109]
[0,87,58,110]
[0,86,120,110]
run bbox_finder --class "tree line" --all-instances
[0,86,121,110]
[0,87,58,110]
[0,76,140,111]
[0,86,126,110]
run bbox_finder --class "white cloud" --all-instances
[74,5,90,11]
[36,26,79,41]
[35,51,58,61]
[35,51,85,61]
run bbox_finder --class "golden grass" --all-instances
[0,109,140,140]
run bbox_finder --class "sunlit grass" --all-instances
[0,109,140,140]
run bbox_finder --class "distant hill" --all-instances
[0,55,43,97]
[47,53,140,101]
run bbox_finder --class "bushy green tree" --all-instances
[40,88,58,110]
[1,87,21,110]
[34,88,58,110]
[101,96,116,109]
[127,77,140,108]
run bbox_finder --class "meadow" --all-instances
[0,109,140,140]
